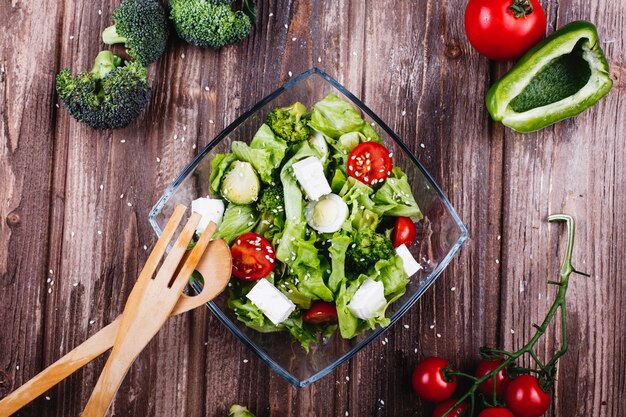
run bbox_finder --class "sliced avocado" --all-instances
[221,161,260,205]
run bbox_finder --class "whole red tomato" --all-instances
[393,216,417,248]
[505,375,551,417]
[478,408,516,417]
[432,399,468,417]
[412,357,457,403]
[464,0,547,60]
[475,358,511,398]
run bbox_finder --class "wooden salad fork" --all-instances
[0,205,231,417]
[80,207,218,417]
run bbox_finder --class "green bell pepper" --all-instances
[486,21,613,133]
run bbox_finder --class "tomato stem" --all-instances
[439,214,579,417]
[509,0,534,18]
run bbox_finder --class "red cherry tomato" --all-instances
[478,408,516,417]
[464,0,547,60]
[505,375,551,417]
[230,232,275,280]
[347,142,393,185]
[475,358,511,398]
[432,399,468,417]
[302,301,338,325]
[393,216,417,248]
[412,357,457,403]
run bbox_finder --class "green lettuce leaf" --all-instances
[213,203,259,244]
[372,167,423,218]
[309,94,379,141]
[328,233,351,293]
[209,153,238,195]
[231,124,288,184]
[290,232,334,302]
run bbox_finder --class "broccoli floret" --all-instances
[266,102,311,143]
[102,0,169,66]
[169,0,252,49]
[346,229,395,275]
[254,186,285,238]
[56,50,151,130]
[228,405,256,417]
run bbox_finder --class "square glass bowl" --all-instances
[149,68,468,387]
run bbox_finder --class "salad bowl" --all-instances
[149,68,468,387]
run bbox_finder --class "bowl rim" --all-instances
[149,67,469,388]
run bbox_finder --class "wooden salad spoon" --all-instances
[0,205,231,417]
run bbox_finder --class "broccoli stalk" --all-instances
[254,185,285,239]
[56,50,151,130]
[169,0,253,49]
[265,102,311,143]
[345,229,395,275]
[102,0,169,66]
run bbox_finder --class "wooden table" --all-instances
[1,1,624,416]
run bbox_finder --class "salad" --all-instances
[192,94,423,351]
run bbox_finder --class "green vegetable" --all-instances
[309,94,380,141]
[345,229,395,275]
[290,232,333,302]
[231,124,288,183]
[213,203,258,244]
[56,51,151,130]
[102,0,169,66]
[371,167,423,218]
[209,153,238,195]
[169,0,253,49]
[220,161,260,204]
[228,405,255,417]
[266,102,311,143]
[486,21,613,132]
[254,185,285,241]
[328,233,351,293]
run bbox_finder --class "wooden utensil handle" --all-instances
[0,319,120,417]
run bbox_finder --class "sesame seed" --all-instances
[292,37,297,41]
[204,86,209,91]
[209,120,214,124]
[436,333,441,338]
[120,139,126,143]
[420,143,425,148]
[451,286,456,291]
[98,9,101,15]
[69,35,74,40]
[127,202,132,207]
[99,184,103,191]
[143,245,148,250]
[284,24,288,29]
[288,71,293,77]
[269,12,274,17]
[243,359,249,363]
[156,157,161,163]
[403,324,409,329]
[89,320,95,325]
[120,193,124,199]
[511,329,515,334]
[46,396,51,400]
[401,110,406,116]
[181,53,185,59]
[317,56,321,62]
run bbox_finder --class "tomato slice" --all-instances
[230,232,275,281]
[393,216,417,247]
[302,301,338,325]
[347,142,393,185]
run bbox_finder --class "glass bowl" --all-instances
[148,68,468,388]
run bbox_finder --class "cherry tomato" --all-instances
[230,232,275,280]
[505,375,550,417]
[412,357,457,403]
[432,399,468,417]
[478,408,516,417]
[475,358,511,398]
[464,0,547,60]
[347,142,393,185]
[302,301,338,325]
[393,216,417,248]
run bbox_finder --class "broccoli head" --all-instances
[102,0,169,66]
[345,229,395,275]
[56,50,151,130]
[266,102,311,143]
[169,0,252,49]
[254,185,285,239]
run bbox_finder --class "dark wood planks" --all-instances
[0,0,624,416]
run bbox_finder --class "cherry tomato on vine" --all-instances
[478,408,516,417]
[505,375,551,417]
[347,142,393,185]
[411,357,457,403]
[432,399,468,417]
[464,0,547,60]
[393,216,417,248]
[230,232,275,280]
[302,301,338,325]
[475,358,511,398]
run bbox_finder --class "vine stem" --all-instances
[440,214,579,416]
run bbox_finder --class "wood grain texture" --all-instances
[1,0,625,416]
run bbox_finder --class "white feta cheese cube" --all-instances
[191,197,225,232]
[292,156,331,201]
[395,244,422,277]
[347,279,386,320]
[246,279,296,325]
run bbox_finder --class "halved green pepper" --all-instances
[486,21,613,132]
